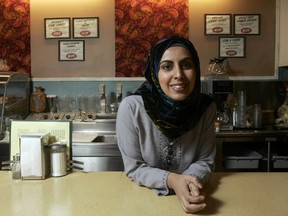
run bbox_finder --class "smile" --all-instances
[170,84,186,90]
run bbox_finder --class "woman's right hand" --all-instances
[167,173,207,213]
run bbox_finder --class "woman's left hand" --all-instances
[167,173,206,213]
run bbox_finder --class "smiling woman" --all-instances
[158,46,196,101]
[116,36,217,214]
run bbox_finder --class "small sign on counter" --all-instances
[10,120,72,161]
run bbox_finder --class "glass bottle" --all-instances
[214,121,220,132]
[253,104,262,128]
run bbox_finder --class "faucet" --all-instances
[116,82,122,105]
[99,83,106,113]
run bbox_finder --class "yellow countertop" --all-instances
[0,171,288,216]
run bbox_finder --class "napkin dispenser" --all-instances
[20,133,50,180]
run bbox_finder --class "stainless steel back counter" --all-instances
[215,127,288,172]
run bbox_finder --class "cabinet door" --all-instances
[270,141,288,170]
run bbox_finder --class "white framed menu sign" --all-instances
[205,14,232,35]
[73,17,99,38]
[44,18,71,39]
[58,40,85,61]
[234,14,261,35]
[219,37,246,58]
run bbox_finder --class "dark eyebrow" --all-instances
[159,60,173,65]
[160,57,193,64]
[181,57,194,62]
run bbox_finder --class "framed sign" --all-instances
[234,14,261,35]
[73,17,99,38]
[58,40,85,61]
[219,37,246,58]
[205,14,232,35]
[44,18,71,39]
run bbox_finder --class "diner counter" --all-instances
[0,172,288,216]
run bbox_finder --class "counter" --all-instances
[0,171,288,216]
[215,128,288,171]
[216,127,288,139]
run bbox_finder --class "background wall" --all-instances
[189,0,276,77]
[30,0,115,78]
[30,0,277,78]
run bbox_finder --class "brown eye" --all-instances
[181,60,194,69]
[160,62,173,71]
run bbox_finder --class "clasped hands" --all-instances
[167,173,206,214]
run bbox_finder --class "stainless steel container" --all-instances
[20,133,50,180]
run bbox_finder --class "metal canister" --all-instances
[50,143,67,177]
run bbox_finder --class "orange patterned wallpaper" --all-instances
[115,0,189,77]
[0,0,30,74]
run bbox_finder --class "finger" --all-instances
[182,202,207,214]
[186,193,205,204]
[178,189,204,206]
[186,177,203,189]
[188,182,202,196]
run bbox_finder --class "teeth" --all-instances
[172,85,185,90]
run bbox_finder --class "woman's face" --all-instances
[158,46,196,101]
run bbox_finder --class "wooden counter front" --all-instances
[0,172,287,216]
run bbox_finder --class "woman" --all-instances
[116,36,216,213]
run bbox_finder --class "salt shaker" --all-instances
[50,143,67,177]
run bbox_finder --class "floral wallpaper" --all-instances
[115,0,189,77]
[0,0,30,74]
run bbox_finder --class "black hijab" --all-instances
[134,36,214,138]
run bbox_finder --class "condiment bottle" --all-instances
[214,122,220,132]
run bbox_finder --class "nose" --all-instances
[173,65,184,79]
